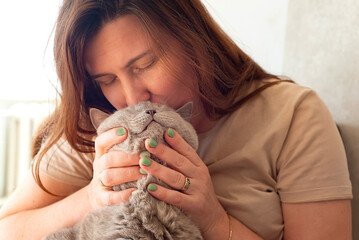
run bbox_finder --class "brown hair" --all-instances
[31,0,279,194]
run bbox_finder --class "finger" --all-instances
[99,166,143,187]
[139,156,194,194]
[147,184,193,211]
[164,128,203,167]
[144,138,197,177]
[95,151,139,173]
[100,187,136,206]
[95,127,127,159]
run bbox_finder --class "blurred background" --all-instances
[0,0,60,203]
[0,0,358,238]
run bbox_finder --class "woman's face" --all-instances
[84,14,214,132]
[85,14,196,111]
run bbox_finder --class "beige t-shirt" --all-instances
[39,80,352,240]
[39,138,94,187]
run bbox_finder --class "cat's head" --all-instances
[89,101,198,152]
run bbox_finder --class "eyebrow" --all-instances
[90,50,152,80]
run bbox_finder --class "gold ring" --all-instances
[181,177,191,191]
[98,176,109,188]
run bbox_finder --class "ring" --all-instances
[98,176,109,188]
[181,177,191,192]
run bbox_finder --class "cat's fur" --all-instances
[44,101,203,240]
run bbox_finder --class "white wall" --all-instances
[0,0,61,102]
[202,0,289,75]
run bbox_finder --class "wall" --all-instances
[0,0,60,101]
[202,0,288,75]
[282,0,359,238]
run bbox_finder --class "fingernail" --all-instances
[141,157,152,166]
[139,151,151,158]
[139,168,148,175]
[148,184,157,191]
[148,138,157,148]
[167,128,175,137]
[116,127,126,136]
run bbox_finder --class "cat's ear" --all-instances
[176,102,193,122]
[89,108,110,129]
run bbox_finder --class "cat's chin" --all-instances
[139,121,165,137]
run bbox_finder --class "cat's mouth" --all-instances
[129,110,167,134]
[142,120,160,132]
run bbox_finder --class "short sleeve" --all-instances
[38,137,94,187]
[276,90,352,203]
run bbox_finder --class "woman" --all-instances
[0,1,352,239]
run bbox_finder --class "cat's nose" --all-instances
[145,110,156,116]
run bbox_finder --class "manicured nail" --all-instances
[167,128,175,137]
[116,127,126,136]
[139,168,148,175]
[148,138,157,148]
[148,184,157,191]
[139,151,151,158]
[141,157,152,166]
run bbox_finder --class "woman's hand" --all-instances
[139,128,229,238]
[88,127,142,211]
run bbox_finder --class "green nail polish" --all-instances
[148,184,157,191]
[141,157,152,166]
[116,127,126,136]
[167,128,175,137]
[140,151,151,158]
[149,138,157,148]
[139,168,148,175]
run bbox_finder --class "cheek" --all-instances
[101,84,126,109]
[153,79,194,108]
[151,66,196,107]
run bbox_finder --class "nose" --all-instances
[122,78,150,106]
[145,110,156,116]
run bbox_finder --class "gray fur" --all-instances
[44,101,203,240]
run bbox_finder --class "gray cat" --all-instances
[44,101,203,240]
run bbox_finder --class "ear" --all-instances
[89,108,110,129]
[176,102,193,122]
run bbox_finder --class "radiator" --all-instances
[0,103,53,201]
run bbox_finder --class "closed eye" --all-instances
[132,58,157,74]
[94,75,117,86]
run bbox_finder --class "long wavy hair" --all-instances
[31,0,279,194]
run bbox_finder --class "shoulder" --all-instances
[199,79,341,167]
[224,79,320,132]
[38,137,94,187]
[245,79,316,113]
[40,137,94,164]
